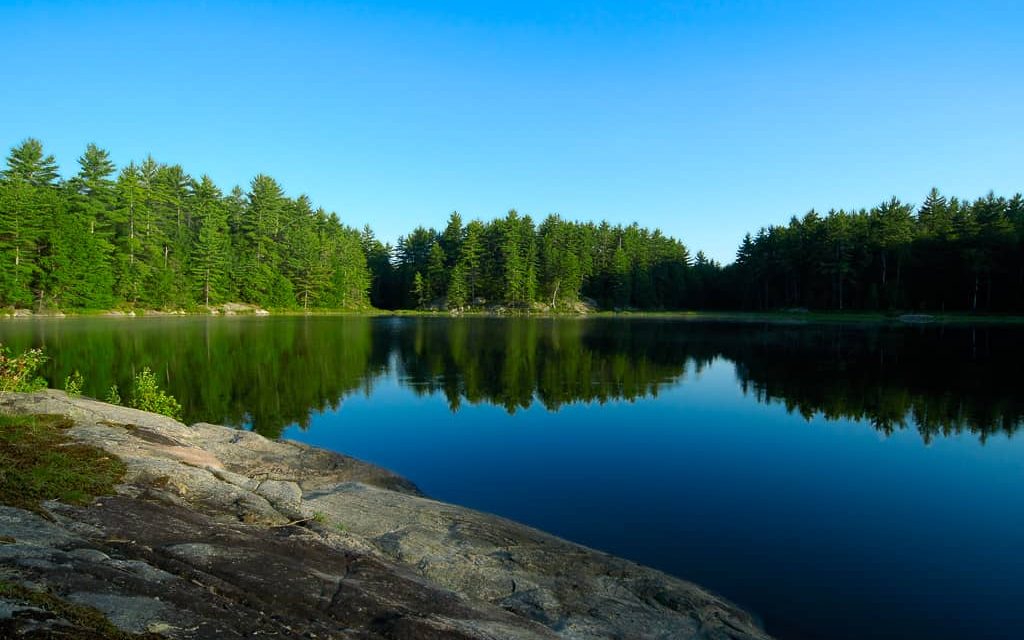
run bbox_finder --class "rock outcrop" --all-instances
[0,391,771,640]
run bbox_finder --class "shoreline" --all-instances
[5,305,1024,326]
[0,390,773,639]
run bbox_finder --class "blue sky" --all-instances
[2,0,1021,263]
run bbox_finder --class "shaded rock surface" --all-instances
[0,391,772,640]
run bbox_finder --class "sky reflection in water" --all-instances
[2,316,1023,639]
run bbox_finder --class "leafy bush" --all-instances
[105,384,121,405]
[0,345,48,393]
[64,370,84,397]
[129,367,182,420]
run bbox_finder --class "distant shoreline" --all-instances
[5,305,1024,326]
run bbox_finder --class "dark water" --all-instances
[2,316,1023,640]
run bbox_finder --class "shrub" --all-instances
[0,345,48,393]
[64,370,84,397]
[129,367,182,420]
[105,385,121,405]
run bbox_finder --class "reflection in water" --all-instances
[0,316,1021,442]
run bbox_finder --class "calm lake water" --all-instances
[2,315,1023,640]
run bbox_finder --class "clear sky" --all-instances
[2,0,1021,263]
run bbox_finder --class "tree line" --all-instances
[723,191,1024,312]
[0,139,369,311]
[363,210,694,310]
[2,138,1022,312]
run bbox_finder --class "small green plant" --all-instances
[0,345,48,393]
[129,367,182,420]
[64,370,84,397]
[0,414,126,512]
[312,511,327,524]
[105,384,122,405]
[0,580,136,639]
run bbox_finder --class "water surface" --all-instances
[2,316,1022,640]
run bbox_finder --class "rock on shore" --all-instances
[0,391,772,640]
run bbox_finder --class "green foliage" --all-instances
[0,580,140,640]
[426,241,447,300]
[1,137,1022,314]
[725,190,1024,312]
[0,345,47,392]
[64,370,84,397]
[0,413,126,513]
[3,138,59,186]
[129,367,182,419]
[412,272,428,309]
[105,384,122,405]
[0,140,371,312]
[448,262,469,309]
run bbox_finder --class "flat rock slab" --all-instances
[0,390,772,640]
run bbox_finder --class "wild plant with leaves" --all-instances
[128,367,182,420]
[0,345,47,393]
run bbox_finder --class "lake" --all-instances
[1,315,1022,640]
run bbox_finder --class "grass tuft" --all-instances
[0,413,126,513]
[0,580,158,639]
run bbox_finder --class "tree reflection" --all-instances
[3,317,1021,441]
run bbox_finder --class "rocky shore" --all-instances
[0,391,771,639]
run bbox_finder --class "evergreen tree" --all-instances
[458,220,485,301]
[426,242,447,300]
[114,163,149,304]
[611,244,631,308]
[239,174,286,305]
[412,271,427,308]
[448,262,469,309]
[2,138,59,186]
[189,176,230,306]
[440,211,463,268]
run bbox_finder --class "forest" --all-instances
[1,138,1022,313]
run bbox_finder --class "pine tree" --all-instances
[361,224,396,308]
[0,139,61,306]
[2,138,59,186]
[412,271,427,308]
[239,174,286,305]
[113,163,149,304]
[440,211,463,268]
[458,220,485,302]
[325,218,370,309]
[611,244,631,308]
[189,176,230,306]
[426,242,447,300]
[68,144,118,305]
[448,262,469,309]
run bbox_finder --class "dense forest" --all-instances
[0,139,369,311]
[2,138,1022,313]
